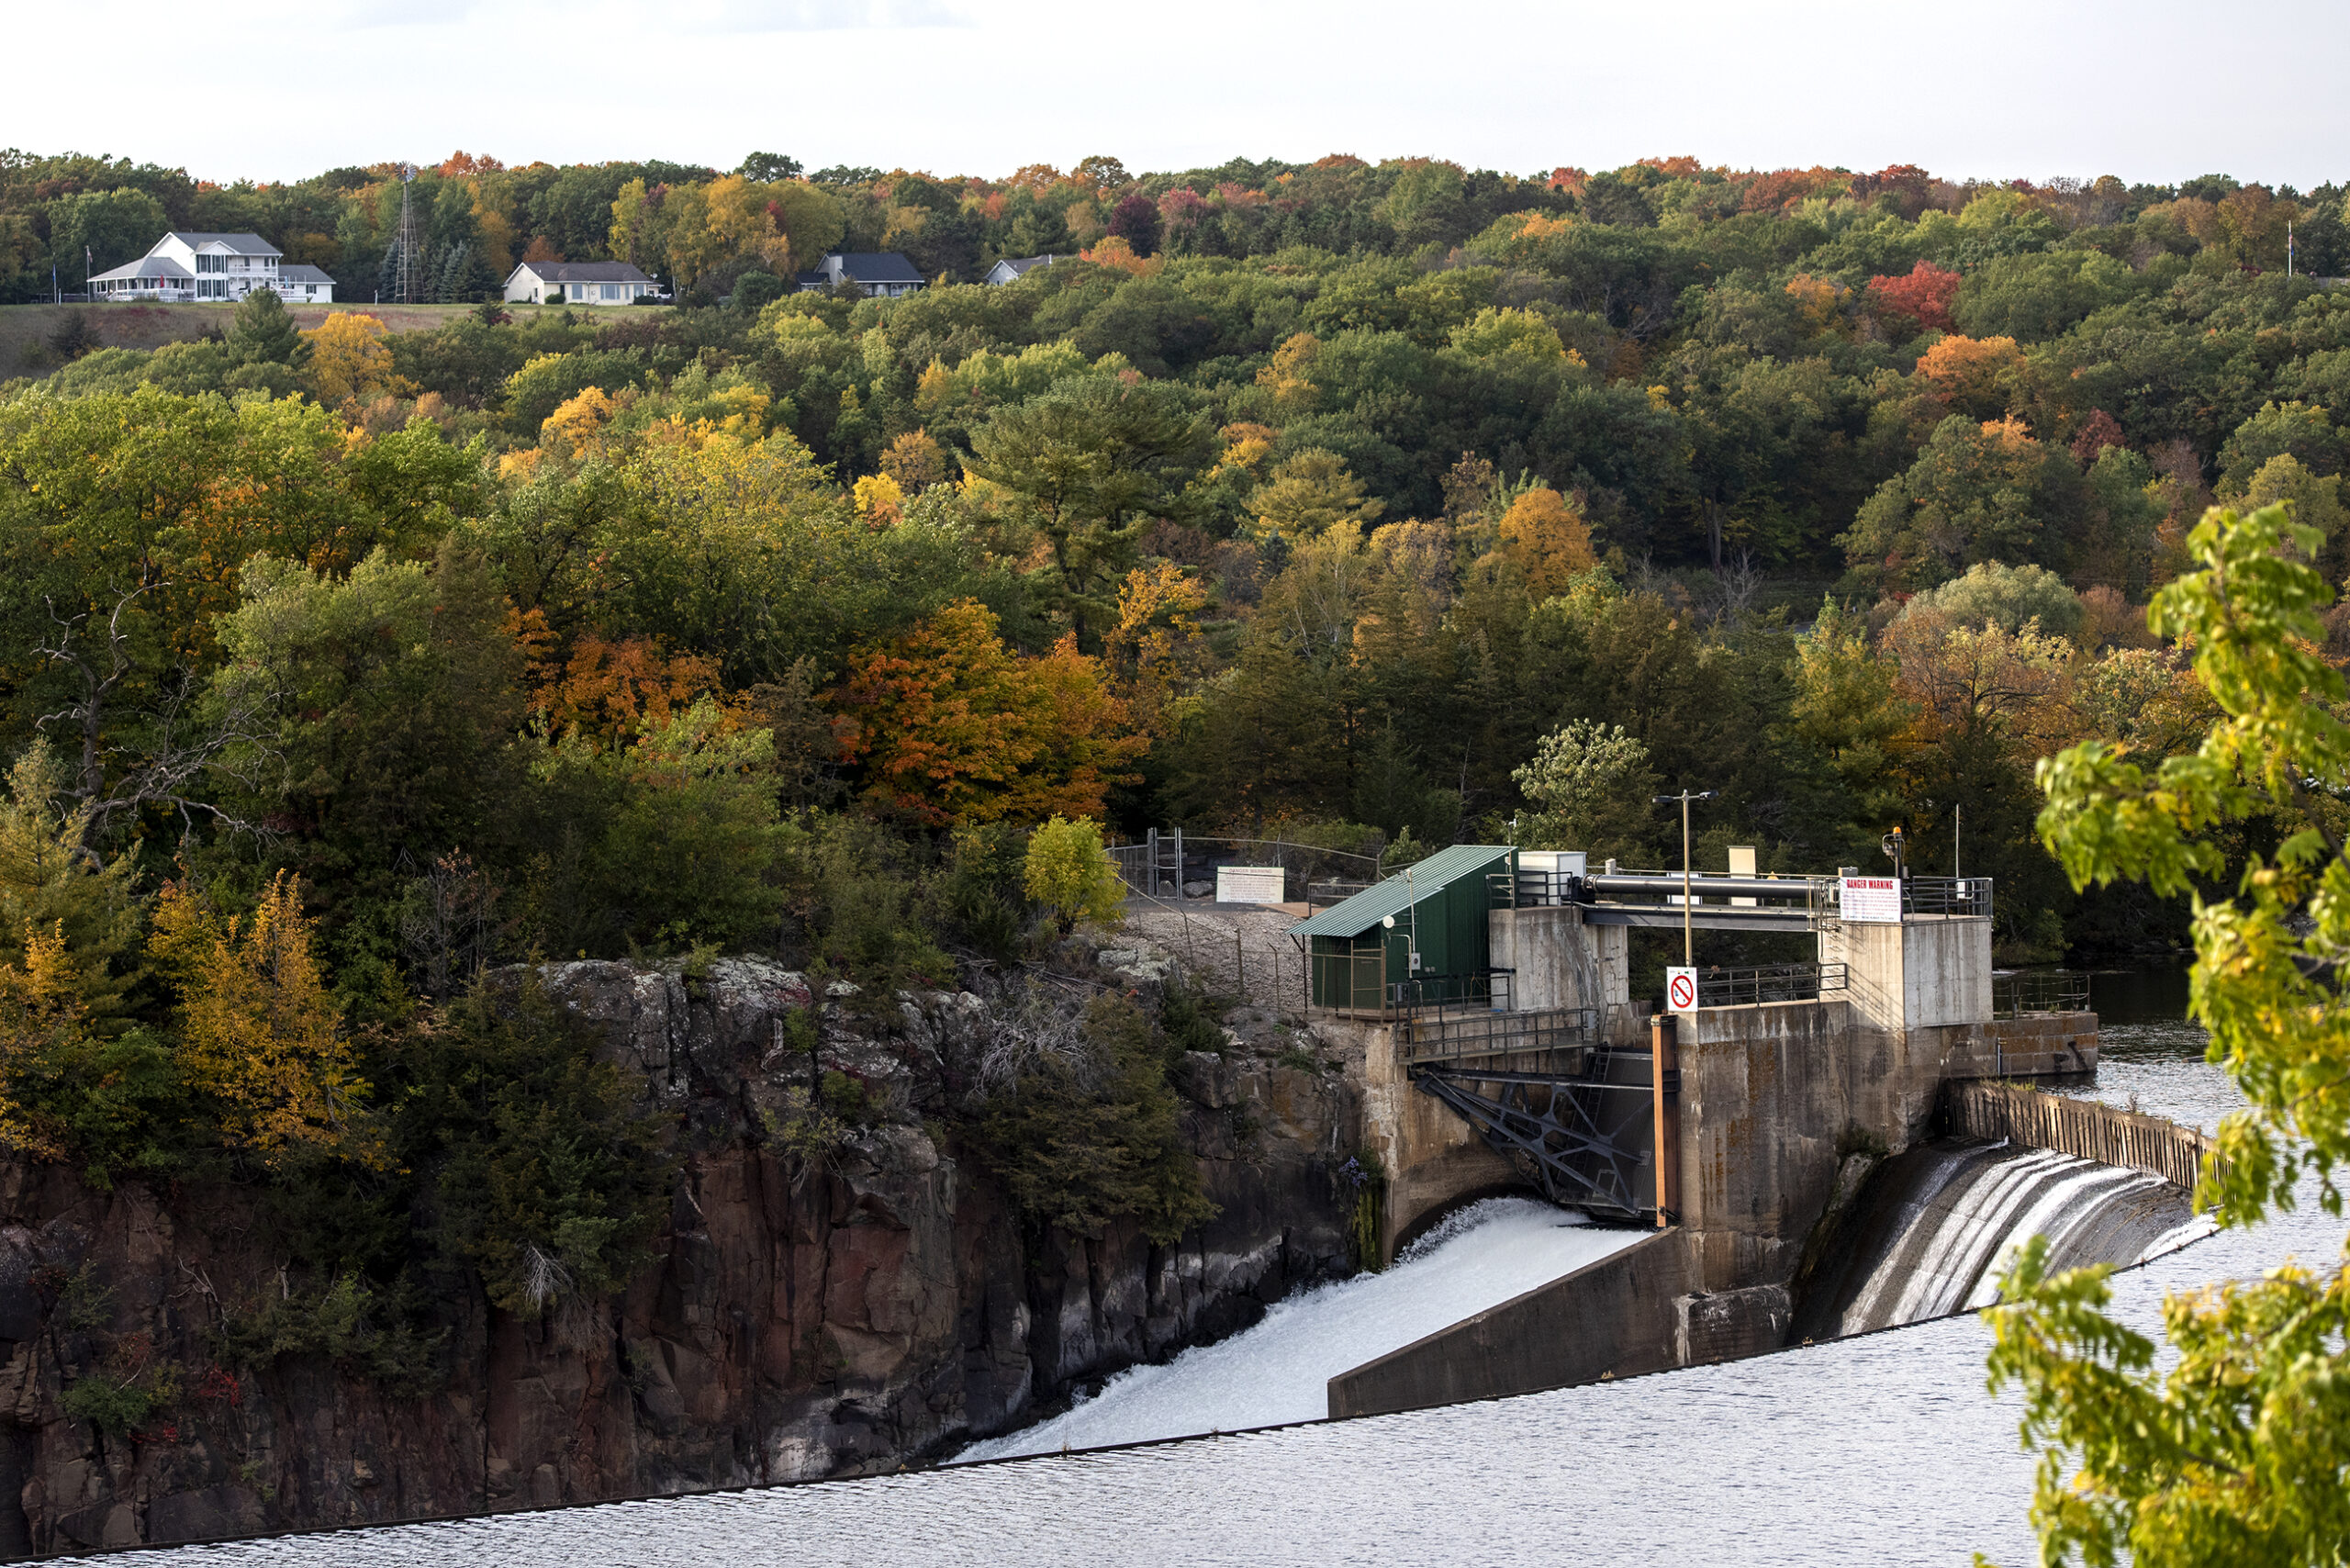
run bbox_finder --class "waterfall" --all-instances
[1807,1139,2199,1338]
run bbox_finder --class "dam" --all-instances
[1270,844,2143,1416]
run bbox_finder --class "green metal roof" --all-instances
[1286,845,1515,938]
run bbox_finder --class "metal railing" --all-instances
[1994,970,2091,1019]
[1390,970,1516,1015]
[1489,868,1587,909]
[1402,1005,1599,1067]
[1694,962,1847,1008]
[1109,832,1384,901]
[1307,879,1373,906]
[1904,877,1993,917]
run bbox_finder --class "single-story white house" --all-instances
[505,261,658,306]
[90,232,331,302]
[985,253,1059,286]
[794,252,925,298]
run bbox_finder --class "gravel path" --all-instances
[1121,899,1311,1018]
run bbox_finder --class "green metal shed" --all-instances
[1288,845,1516,1012]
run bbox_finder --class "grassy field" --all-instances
[0,299,665,379]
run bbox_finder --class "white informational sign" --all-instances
[1215,866,1287,905]
[1841,876,1903,924]
[1666,966,1698,1014]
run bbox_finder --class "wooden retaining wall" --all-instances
[1942,1081,2212,1189]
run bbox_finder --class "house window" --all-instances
[602,283,620,300]
[196,254,224,274]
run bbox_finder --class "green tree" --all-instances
[963,375,1213,646]
[1022,815,1124,935]
[408,973,675,1313]
[1248,448,1385,539]
[227,286,303,367]
[979,992,1216,1245]
[1897,560,2085,639]
[0,742,146,1033]
[44,187,167,279]
[1994,499,2350,1566]
[1511,719,1660,858]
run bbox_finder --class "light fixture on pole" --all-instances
[1652,790,1718,967]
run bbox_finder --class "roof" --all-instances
[829,252,923,284]
[509,261,654,284]
[91,256,194,282]
[992,254,1058,277]
[278,263,335,284]
[160,231,280,257]
[1287,845,1516,938]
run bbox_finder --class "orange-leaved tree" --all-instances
[834,599,1144,825]
[529,633,733,750]
[151,871,373,1166]
[1496,486,1597,599]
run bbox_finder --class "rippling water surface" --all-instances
[118,978,2344,1568]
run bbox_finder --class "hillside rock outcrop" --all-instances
[0,957,1357,1554]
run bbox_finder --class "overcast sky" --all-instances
[8,0,2347,190]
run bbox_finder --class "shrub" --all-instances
[1023,816,1125,935]
[979,993,1217,1245]
[406,974,676,1314]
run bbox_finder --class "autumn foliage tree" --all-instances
[833,599,1143,825]
[301,313,398,406]
[150,872,371,1166]
[1495,486,1597,599]
[1866,260,1962,334]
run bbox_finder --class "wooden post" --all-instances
[1651,1015,1679,1226]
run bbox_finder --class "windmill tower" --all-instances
[391,163,425,304]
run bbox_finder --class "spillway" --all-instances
[955,1197,1645,1461]
[1796,1137,2207,1339]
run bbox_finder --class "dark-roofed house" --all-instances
[90,232,326,302]
[984,253,1059,286]
[504,260,659,306]
[795,252,925,298]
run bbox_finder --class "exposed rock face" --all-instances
[0,958,1356,1552]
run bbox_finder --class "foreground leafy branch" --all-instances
[1986,500,2350,1566]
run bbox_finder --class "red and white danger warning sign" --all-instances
[1666,965,1697,1013]
[1840,876,1902,924]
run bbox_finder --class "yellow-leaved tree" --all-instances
[151,872,373,1165]
[0,923,92,1159]
[301,313,397,406]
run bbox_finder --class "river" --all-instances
[113,974,2342,1568]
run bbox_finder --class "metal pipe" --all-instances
[1586,874,1816,898]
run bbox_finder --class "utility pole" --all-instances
[1653,789,1717,967]
[2289,220,2296,279]
[1953,802,1962,879]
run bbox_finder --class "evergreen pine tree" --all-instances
[227,286,301,365]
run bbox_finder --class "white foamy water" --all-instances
[957,1196,1645,1461]
[1839,1149,2169,1334]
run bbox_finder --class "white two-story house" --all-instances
[89,232,333,303]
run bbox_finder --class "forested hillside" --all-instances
[0,146,2335,1257]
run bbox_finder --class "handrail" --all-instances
[1401,1004,1599,1067]
[1693,962,1846,1008]
[1993,969,2091,1019]
[1904,877,1993,917]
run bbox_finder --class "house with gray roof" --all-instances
[985,253,1060,286]
[794,252,925,298]
[503,260,660,306]
[90,232,330,303]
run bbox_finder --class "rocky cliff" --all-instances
[0,955,1358,1555]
